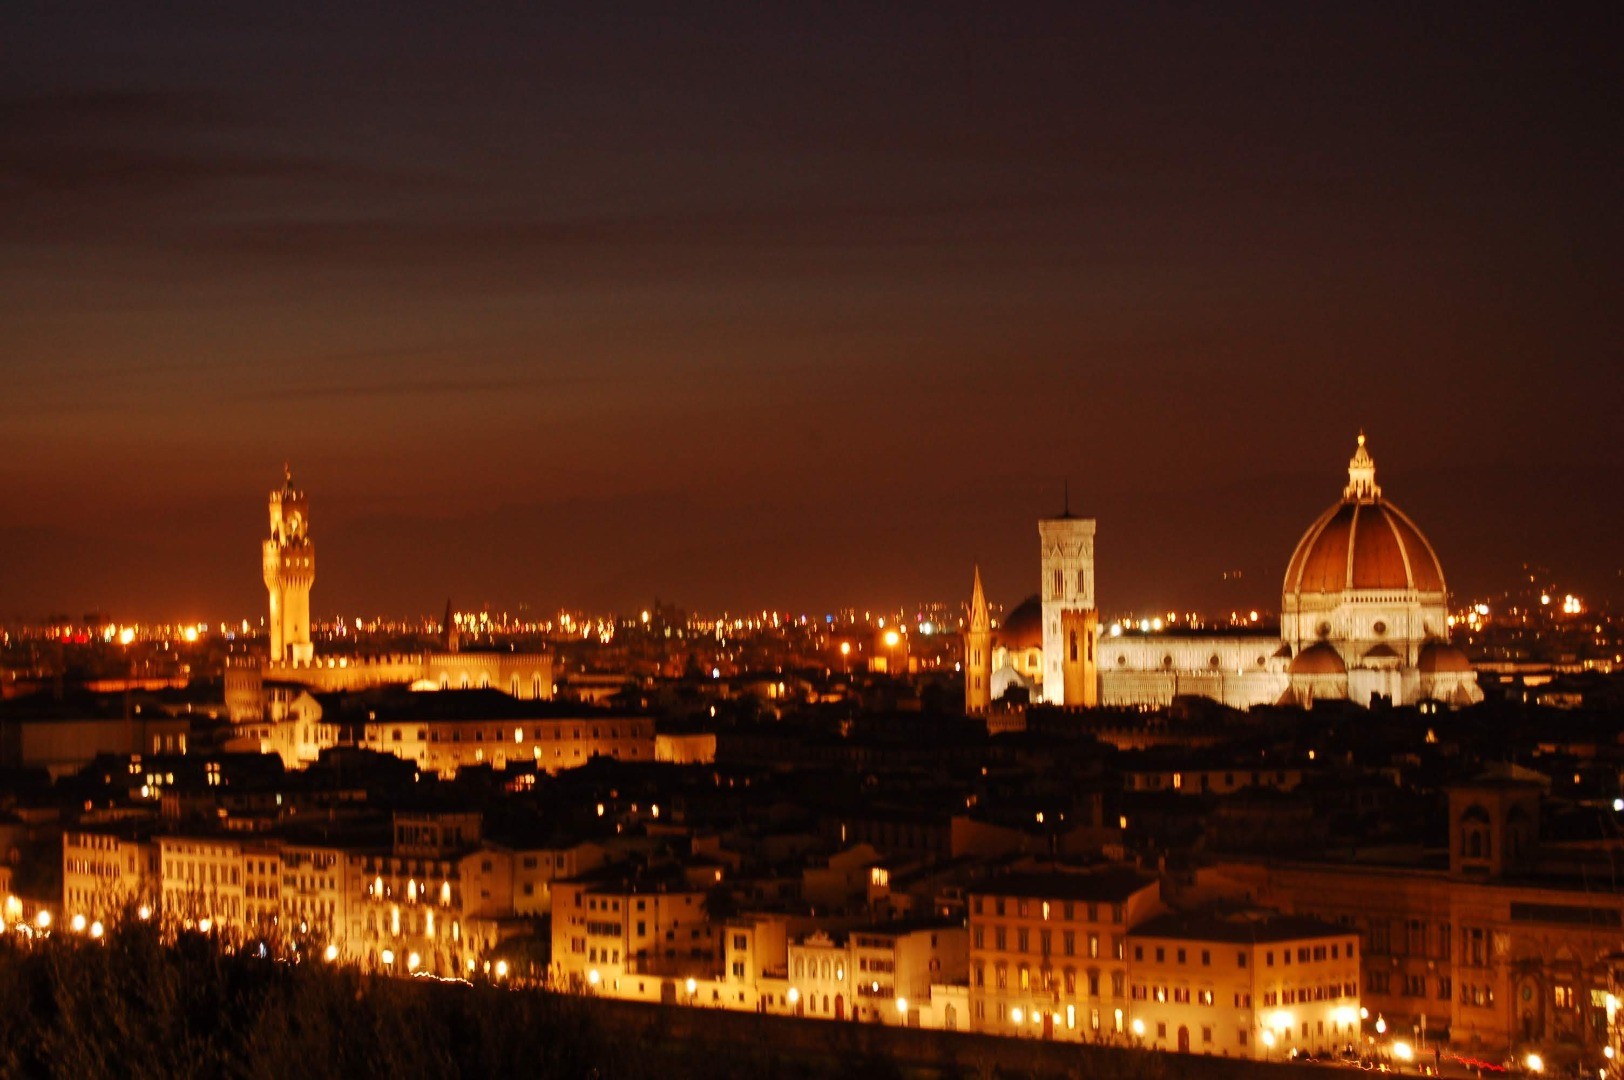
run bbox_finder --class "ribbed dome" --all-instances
[1283,435,1446,596]
[996,595,1043,652]
[1290,642,1347,675]
[1418,641,1473,674]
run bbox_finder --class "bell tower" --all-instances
[964,566,992,715]
[262,464,315,664]
[1039,488,1096,705]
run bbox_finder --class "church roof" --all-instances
[995,595,1043,652]
[1282,435,1446,596]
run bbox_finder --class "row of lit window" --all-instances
[972,896,1126,923]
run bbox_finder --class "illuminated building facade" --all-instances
[359,713,655,777]
[1211,779,1624,1059]
[785,921,968,1026]
[62,829,159,924]
[980,435,1483,712]
[550,874,716,991]
[967,869,1161,1041]
[1127,913,1361,1061]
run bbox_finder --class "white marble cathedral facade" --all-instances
[967,435,1482,712]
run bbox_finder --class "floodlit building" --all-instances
[785,920,968,1027]
[1210,777,1624,1059]
[1127,911,1361,1061]
[968,868,1162,1041]
[550,870,717,993]
[359,707,655,777]
[62,828,159,925]
[972,434,1483,711]
[227,468,554,731]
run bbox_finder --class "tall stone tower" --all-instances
[1059,608,1099,707]
[964,566,992,715]
[1039,502,1096,705]
[262,465,315,664]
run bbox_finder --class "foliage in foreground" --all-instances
[0,922,614,1080]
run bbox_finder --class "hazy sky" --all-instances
[2,2,1619,621]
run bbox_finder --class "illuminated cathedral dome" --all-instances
[1282,434,1445,597]
[1276,433,1479,708]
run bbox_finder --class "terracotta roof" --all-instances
[1289,642,1347,676]
[1417,641,1474,674]
[995,595,1043,652]
[1284,500,1445,595]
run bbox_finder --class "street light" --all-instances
[1393,1042,1413,1063]
[1375,1015,1386,1035]
[1526,1053,1543,1073]
[896,997,908,1019]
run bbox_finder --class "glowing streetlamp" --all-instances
[895,997,908,1019]
[1393,1041,1413,1063]
[89,921,104,940]
[786,987,799,1008]
[380,949,395,966]
[1375,1014,1386,1035]
[137,904,152,921]
[70,914,87,933]
[587,968,600,987]
[685,977,698,996]
[35,910,51,930]
[1525,1053,1543,1073]
[324,944,339,962]
[494,960,509,980]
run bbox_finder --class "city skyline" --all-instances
[3,3,1619,617]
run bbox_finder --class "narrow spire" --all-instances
[969,565,990,633]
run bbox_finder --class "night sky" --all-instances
[3,3,1619,622]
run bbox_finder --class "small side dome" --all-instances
[995,595,1043,653]
[1418,641,1473,674]
[1290,642,1347,676]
